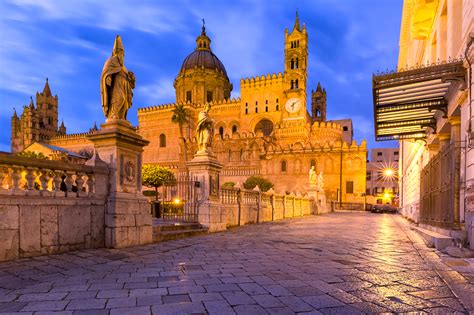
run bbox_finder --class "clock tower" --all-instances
[283,11,308,118]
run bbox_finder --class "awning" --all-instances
[372,59,465,141]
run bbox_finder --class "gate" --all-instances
[160,175,200,222]
[420,143,463,229]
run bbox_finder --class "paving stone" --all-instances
[21,300,68,312]
[66,299,106,310]
[302,294,345,309]
[263,285,293,297]
[203,300,235,315]
[110,306,151,315]
[162,294,190,304]
[205,283,241,292]
[129,288,168,297]
[17,292,68,302]
[66,291,98,300]
[277,295,314,312]
[72,310,109,315]
[252,294,284,308]
[151,302,205,315]
[233,304,268,315]
[266,306,295,315]
[221,291,256,306]
[107,297,137,309]
[0,302,28,312]
[238,282,268,295]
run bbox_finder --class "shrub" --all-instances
[243,176,273,192]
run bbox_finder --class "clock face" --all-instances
[285,98,301,113]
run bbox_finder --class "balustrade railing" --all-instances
[0,153,107,197]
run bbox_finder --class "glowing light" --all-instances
[384,192,391,199]
[384,168,394,177]
[174,198,181,204]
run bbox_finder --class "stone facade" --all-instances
[138,15,367,202]
[397,0,473,245]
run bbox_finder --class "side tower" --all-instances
[284,11,308,103]
[311,82,326,121]
[36,78,59,141]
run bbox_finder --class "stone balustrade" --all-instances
[0,153,107,197]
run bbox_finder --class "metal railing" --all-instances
[420,143,462,229]
[160,175,200,222]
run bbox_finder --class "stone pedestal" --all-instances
[88,119,152,248]
[308,187,328,214]
[186,152,225,232]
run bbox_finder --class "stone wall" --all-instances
[220,188,315,228]
[0,153,109,262]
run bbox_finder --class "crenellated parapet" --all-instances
[240,72,284,89]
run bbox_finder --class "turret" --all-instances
[311,82,327,121]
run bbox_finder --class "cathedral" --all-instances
[10,13,367,202]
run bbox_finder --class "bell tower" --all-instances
[311,82,326,122]
[284,11,308,101]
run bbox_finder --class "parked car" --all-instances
[371,204,398,214]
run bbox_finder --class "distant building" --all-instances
[366,148,399,205]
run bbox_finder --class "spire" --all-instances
[12,108,17,119]
[60,119,65,128]
[29,96,34,109]
[201,18,206,35]
[113,35,124,56]
[293,9,300,32]
[42,78,52,97]
[316,82,322,92]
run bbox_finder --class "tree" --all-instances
[16,151,48,159]
[222,181,236,188]
[142,164,176,201]
[171,104,190,166]
[243,176,274,192]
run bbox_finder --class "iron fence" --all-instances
[160,175,200,222]
[420,143,462,229]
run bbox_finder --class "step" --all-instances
[153,228,209,242]
[413,226,455,250]
[154,223,202,232]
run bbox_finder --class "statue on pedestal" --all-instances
[100,35,135,121]
[196,103,214,154]
[309,166,317,187]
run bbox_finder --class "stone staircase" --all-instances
[153,220,209,242]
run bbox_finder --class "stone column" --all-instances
[186,152,225,232]
[427,143,439,159]
[437,133,451,151]
[88,120,152,248]
[448,116,462,229]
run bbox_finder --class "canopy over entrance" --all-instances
[372,59,465,141]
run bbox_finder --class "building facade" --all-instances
[9,14,367,202]
[366,148,399,205]
[138,15,367,200]
[373,0,473,247]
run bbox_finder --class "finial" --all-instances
[202,18,206,34]
[113,35,124,55]
[13,107,17,118]
[46,77,48,82]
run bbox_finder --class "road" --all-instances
[0,212,473,314]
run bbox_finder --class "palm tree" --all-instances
[171,104,190,169]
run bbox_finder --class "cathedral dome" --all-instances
[180,50,228,78]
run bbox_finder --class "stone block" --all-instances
[105,213,135,228]
[107,226,128,248]
[40,206,58,247]
[139,226,152,245]
[0,205,19,229]
[19,206,41,256]
[0,229,19,261]
[90,205,105,248]
[58,205,90,245]
[136,214,152,226]
[128,226,139,245]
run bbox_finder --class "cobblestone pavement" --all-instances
[1,212,473,314]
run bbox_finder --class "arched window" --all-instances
[255,119,274,136]
[281,160,287,173]
[232,125,237,133]
[291,80,294,89]
[295,58,299,69]
[159,134,166,147]
[245,102,248,114]
[310,160,316,168]
[295,79,299,89]
[343,126,348,131]
[290,59,294,69]
[219,126,224,138]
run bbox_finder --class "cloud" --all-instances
[136,77,176,105]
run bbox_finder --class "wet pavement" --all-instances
[0,212,473,314]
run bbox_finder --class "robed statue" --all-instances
[196,103,214,154]
[309,166,317,187]
[100,35,135,121]
[317,171,324,190]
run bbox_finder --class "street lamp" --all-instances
[383,168,394,177]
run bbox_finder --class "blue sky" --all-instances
[0,0,402,152]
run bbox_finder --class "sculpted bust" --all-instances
[100,35,135,121]
[196,103,214,154]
